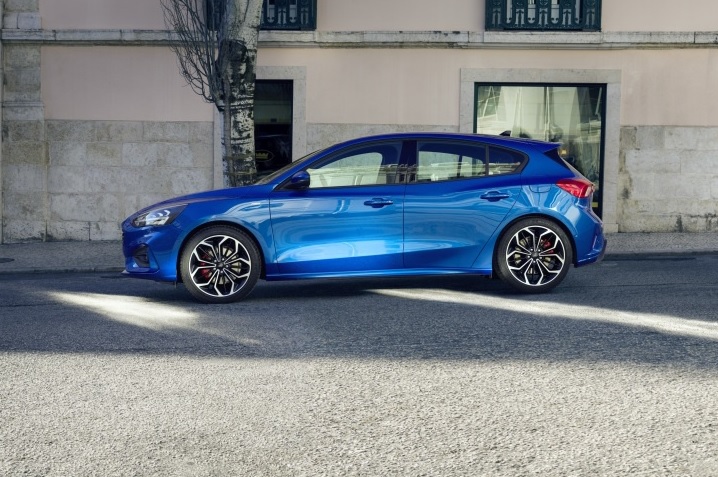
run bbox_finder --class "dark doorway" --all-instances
[254,80,293,178]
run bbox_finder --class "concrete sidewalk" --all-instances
[0,233,716,275]
[0,240,124,275]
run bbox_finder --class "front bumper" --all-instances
[122,223,183,282]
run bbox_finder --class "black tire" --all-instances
[179,226,261,303]
[495,218,573,293]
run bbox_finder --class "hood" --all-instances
[130,184,273,217]
[160,184,271,204]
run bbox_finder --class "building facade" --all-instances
[1,0,718,242]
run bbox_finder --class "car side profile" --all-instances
[122,133,606,303]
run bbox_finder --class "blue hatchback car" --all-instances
[122,133,605,303]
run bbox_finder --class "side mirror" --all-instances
[286,170,310,189]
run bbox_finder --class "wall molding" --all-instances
[3,29,718,50]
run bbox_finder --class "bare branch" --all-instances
[160,0,226,108]
[161,0,264,186]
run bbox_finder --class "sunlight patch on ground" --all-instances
[50,292,198,330]
[48,292,265,347]
[372,288,718,341]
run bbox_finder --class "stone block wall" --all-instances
[2,39,45,242]
[2,119,214,242]
[619,126,718,232]
[0,0,219,243]
[2,0,41,30]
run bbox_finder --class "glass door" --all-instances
[475,83,605,216]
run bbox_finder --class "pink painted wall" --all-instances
[602,0,718,32]
[40,0,483,31]
[319,0,717,33]
[40,0,718,33]
[40,0,166,30]
[317,0,483,32]
[259,47,718,127]
[42,46,213,121]
[45,45,718,126]
[39,0,718,126]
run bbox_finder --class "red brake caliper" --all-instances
[541,239,555,269]
[199,249,213,280]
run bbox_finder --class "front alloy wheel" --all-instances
[495,219,573,293]
[180,226,260,303]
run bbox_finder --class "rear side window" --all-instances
[416,142,486,182]
[415,141,524,183]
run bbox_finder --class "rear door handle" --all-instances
[480,191,511,202]
[364,198,394,208]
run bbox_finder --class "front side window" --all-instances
[306,143,401,188]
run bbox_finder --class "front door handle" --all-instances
[364,198,394,208]
[480,191,511,202]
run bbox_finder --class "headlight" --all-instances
[132,204,187,227]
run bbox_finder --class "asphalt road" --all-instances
[1,255,718,476]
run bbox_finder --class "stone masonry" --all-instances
[3,119,214,242]
[2,38,46,242]
[619,126,718,233]
[0,1,216,243]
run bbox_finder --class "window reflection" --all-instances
[476,84,604,213]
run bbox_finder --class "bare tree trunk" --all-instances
[224,0,264,186]
[161,0,264,188]
[223,75,234,183]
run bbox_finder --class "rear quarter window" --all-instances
[487,146,525,175]
[543,147,582,175]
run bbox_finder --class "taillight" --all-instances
[557,178,595,199]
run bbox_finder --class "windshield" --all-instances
[253,148,325,185]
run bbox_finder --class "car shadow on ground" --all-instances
[1,263,717,372]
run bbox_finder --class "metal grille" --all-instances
[261,0,317,31]
[204,0,317,31]
[486,0,601,31]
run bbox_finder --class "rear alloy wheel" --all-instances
[180,226,260,303]
[495,218,573,293]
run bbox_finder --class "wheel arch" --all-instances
[175,220,268,282]
[492,213,579,271]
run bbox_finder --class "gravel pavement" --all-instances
[2,257,718,476]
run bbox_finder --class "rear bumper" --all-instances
[576,229,606,267]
